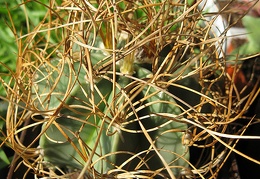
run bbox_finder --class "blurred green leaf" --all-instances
[0,148,10,170]
[0,0,52,97]
[233,15,260,56]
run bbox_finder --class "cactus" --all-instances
[5,0,257,178]
[33,57,114,172]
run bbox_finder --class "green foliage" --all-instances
[229,15,260,58]
[0,0,58,97]
[0,149,10,170]
[239,15,260,55]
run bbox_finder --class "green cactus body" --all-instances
[134,66,189,176]
[33,58,113,172]
[100,73,143,169]
[33,54,189,176]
